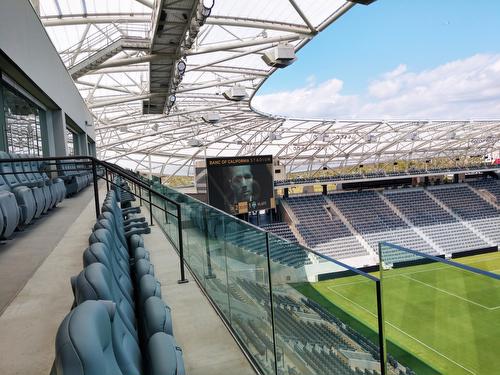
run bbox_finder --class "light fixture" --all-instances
[223,85,247,101]
[262,43,297,68]
[188,138,204,147]
[202,112,220,124]
[184,0,215,50]
[177,59,186,75]
[168,94,176,106]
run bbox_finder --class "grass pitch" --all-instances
[294,252,500,375]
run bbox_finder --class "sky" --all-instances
[253,0,500,120]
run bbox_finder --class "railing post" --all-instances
[148,189,154,226]
[139,184,143,206]
[105,167,110,192]
[377,242,387,375]
[203,206,215,279]
[91,158,100,219]
[177,203,188,284]
[265,233,279,375]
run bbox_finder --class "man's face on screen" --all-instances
[229,165,253,202]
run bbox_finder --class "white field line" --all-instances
[400,274,500,310]
[327,254,500,288]
[327,286,477,375]
[329,267,500,310]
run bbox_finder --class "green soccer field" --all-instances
[294,252,500,375]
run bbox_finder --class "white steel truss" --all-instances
[38,0,500,176]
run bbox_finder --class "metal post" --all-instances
[91,158,100,219]
[139,184,143,206]
[148,189,154,226]
[376,281,387,375]
[177,204,188,284]
[105,167,110,192]
[203,207,215,279]
[265,233,279,375]
[377,243,387,375]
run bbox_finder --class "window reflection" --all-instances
[66,128,75,156]
[2,86,43,155]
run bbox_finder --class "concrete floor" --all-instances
[144,219,256,375]
[0,187,94,314]
[0,186,98,375]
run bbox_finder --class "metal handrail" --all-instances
[0,155,187,283]
[61,23,150,67]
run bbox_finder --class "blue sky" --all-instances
[258,0,500,98]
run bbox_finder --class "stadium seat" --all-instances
[17,154,53,213]
[9,153,45,218]
[53,184,185,375]
[0,151,37,225]
[53,300,122,375]
[0,175,20,239]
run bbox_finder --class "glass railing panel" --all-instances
[380,242,500,375]
[221,214,276,373]
[268,233,384,375]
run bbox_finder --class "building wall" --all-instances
[0,0,94,156]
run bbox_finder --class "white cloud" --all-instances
[252,54,500,119]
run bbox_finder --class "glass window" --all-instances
[66,128,75,156]
[2,86,43,155]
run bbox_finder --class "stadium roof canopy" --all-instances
[38,0,500,177]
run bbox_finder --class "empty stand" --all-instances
[285,195,368,259]
[469,178,500,202]
[384,188,489,253]
[329,191,433,254]
[429,185,500,244]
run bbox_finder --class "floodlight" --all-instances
[223,85,247,101]
[167,94,176,106]
[202,0,215,9]
[351,0,377,5]
[317,134,329,142]
[202,112,220,123]
[177,60,187,75]
[269,132,282,141]
[262,43,297,68]
[199,0,214,19]
[188,138,203,147]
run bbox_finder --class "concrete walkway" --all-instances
[0,186,98,375]
[144,221,256,375]
[0,187,94,314]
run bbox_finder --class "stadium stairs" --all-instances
[425,187,495,248]
[323,196,376,259]
[377,191,442,254]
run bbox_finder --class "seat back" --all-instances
[0,152,20,188]
[53,300,123,375]
[9,154,31,185]
[19,155,39,185]
[72,263,142,375]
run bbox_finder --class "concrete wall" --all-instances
[0,0,94,142]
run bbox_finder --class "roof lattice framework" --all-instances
[38,0,500,176]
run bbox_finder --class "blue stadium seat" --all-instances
[0,151,37,225]
[0,175,20,239]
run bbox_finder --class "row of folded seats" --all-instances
[52,188,185,375]
[111,175,136,209]
[56,160,93,196]
[0,152,66,239]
